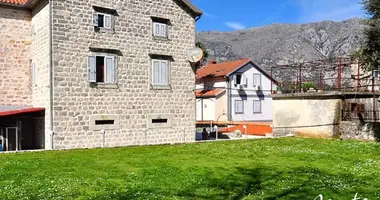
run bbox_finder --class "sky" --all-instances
[192,0,366,32]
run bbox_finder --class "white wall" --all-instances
[196,81,226,90]
[196,98,216,121]
[229,62,274,122]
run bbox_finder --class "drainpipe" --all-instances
[49,0,54,149]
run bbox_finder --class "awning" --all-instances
[0,108,45,117]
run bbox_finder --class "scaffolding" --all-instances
[270,57,379,94]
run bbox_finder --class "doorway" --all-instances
[1,127,20,151]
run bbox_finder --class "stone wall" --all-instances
[340,121,380,141]
[51,0,196,149]
[0,6,32,106]
[31,0,51,148]
[273,94,342,138]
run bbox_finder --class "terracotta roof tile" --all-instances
[196,58,250,80]
[0,0,28,5]
[196,89,225,98]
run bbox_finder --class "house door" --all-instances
[3,127,19,151]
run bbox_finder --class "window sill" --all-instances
[151,84,171,90]
[153,36,170,41]
[90,83,119,89]
[94,27,114,33]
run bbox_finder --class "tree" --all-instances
[195,41,209,64]
[354,0,380,71]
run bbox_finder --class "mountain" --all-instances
[196,18,365,69]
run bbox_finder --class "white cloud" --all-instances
[294,0,365,23]
[225,22,246,30]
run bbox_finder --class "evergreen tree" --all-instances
[356,0,380,71]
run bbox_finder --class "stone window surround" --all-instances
[88,49,119,89]
[151,16,171,40]
[92,5,118,33]
[149,54,173,90]
[89,115,120,131]
[147,114,172,129]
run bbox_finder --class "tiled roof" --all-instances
[196,89,225,98]
[196,59,250,79]
[0,0,28,5]
[0,0,202,17]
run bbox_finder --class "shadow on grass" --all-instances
[91,167,372,200]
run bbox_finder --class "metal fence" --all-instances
[342,110,380,122]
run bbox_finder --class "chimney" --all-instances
[209,60,217,64]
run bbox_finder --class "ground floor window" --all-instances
[235,100,244,114]
[253,100,262,114]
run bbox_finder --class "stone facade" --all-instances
[50,0,197,149]
[31,0,51,148]
[0,6,32,106]
[0,0,199,150]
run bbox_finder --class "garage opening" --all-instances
[0,107,45,152]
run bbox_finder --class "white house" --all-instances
[196,59,279,122]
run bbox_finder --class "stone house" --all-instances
[0,0,202,151]
[195,59,279,122]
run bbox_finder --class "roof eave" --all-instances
[178,0,203,17]
[0,1,26,8]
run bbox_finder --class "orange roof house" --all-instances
[196,59,280,124]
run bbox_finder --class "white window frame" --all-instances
[253,100,262,114]
[151,59,170,87]
[153,22,168,37]
[88,55,117,84]
[93,13,112,29]
[235,100,244,114]
[253,74,262,88]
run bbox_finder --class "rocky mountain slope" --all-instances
[197,18,365,68]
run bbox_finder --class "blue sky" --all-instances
[193,0,366,32]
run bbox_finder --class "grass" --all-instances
[0,138,379,200]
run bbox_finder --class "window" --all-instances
[93,13,112,29]
[253,74,262,87]
[235,74,242,85]
[88,56,116,84]
[95,120,115,125]
[235,100,244,114]
[253,100,262,114]
[153,22,168,37]
[151,59,169,86]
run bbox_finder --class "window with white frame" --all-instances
[151,59,169,86]
[253,100,262,114]
[93,13,112,29]
[153,22,168,38]
[253,74,262,88]
[88,55,117,84]
[235,100,244,114]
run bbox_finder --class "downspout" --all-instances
[227,77,232,121]
[49,0,54,149]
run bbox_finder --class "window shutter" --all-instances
[161,61,168,85]
[93,13,99,26]
[233,75,237,85]
[160,24,167,37]
[152,60,160,85]
[105,56,115,83]
[88,56,96,83]
[154,23,160,36]
[104,15,112,29]
[241,75,247,86]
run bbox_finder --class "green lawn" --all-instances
[0,138,379,200]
